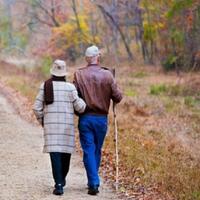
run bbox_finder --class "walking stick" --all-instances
[112,69,119,191]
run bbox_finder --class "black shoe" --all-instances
[62,180,66,187]
[53,184,63,196]
[88,187,99,195]
[54,180,66,188]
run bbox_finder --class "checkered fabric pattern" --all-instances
[33,81,86,153]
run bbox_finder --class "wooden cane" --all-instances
[112,68,119,191]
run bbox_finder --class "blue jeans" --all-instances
[78,114,108,188]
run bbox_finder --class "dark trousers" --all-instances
[50,152,71,187]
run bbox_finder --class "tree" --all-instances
[0,0,29,55]
[93,0,134,60]
[27,0,67,28]
[161,0,200,71]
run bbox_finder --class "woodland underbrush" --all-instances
[0,60,200,199]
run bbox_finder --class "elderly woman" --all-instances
[33,60,86,196]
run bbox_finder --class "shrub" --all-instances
[40,56,53,77]
[161,55,177,71]
[150,84,167,95]
[133,71,148,78]
[191,191,200,200]
[125,89,137,97]
[166,85,184,96]
[184,96,197,107]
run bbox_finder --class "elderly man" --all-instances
[33,60,86,196]
[74,45,123,195]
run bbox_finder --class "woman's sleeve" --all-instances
[71,85,86,113]
[33,83,44,126]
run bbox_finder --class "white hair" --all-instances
[86,55,99,64]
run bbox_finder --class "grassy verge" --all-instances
[1,60,200,199]
[102,96,200,199]
[102,70,200,199]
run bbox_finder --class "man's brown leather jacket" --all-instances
[73,64,123,115]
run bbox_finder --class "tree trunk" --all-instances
[97,4,134,60]
[71,0,84,53]
[136,7,149,63]
[3,0,14,47]
[112,0,119,63]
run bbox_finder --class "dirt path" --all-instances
[0,94,119,200]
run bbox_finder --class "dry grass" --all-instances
[1,60,200,199]
[102,66,200,199]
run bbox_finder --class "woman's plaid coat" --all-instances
[33,81,86,153]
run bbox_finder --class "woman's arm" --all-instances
[33,83,45,126]
[71,85,86,113]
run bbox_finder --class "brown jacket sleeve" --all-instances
[73,72,82,97]
[73,72,78,89]
[111,77,123,103]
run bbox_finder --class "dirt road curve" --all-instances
[0,94,119,200]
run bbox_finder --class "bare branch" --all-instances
[97,3,134,60]
[33,0,60,27]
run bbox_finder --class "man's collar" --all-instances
[87,63,99,67]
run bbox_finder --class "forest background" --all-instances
[0,0,200,199]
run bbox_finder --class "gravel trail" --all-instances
[0,94,118,200]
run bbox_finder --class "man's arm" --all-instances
[73,72,82,98]
[73,72,78,89]
[111,78,123,103]
[105,68,123,103]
